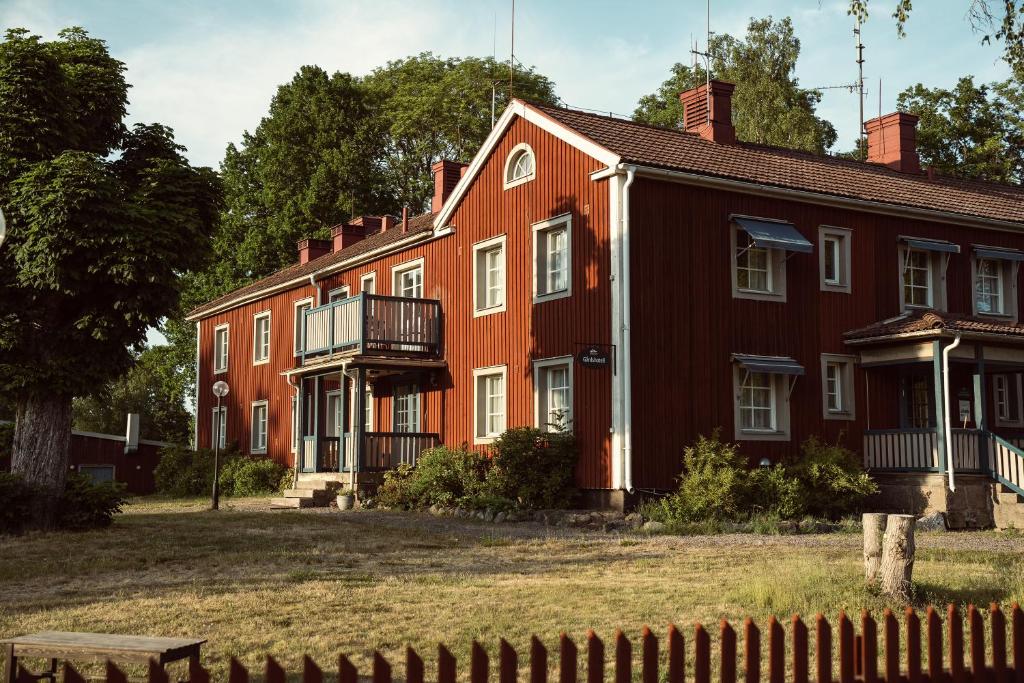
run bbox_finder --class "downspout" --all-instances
[287,373,301,489]
[193,321,201,450]
[942,334,962,492]
[309,274,322,306]
[621,165,637,494]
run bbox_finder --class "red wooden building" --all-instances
[188,80,1024,521]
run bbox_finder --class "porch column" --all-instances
[338,370,347,473]
[354,367,366,473]
[297,379,305,469]
[933,339,948,474]
[313,376,321,472]
[973,344,989,472]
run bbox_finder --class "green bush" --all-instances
[0,472,35,533]
[218,456,287,496]
[487,426,577,509]
[154,444,239,497]
[407,445,489,508]
[56,473,127,529]
[652,432,750,524]
[747,464,806,519]
[788,437,878,519]
[376,463,415,509]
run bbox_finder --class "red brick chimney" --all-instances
[297,238,331,264]
[331,223,365,252]
[679,80,736,144]
[380,215,397,231]
[431,159,468,213]
[865,112,921,174]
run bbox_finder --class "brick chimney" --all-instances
[331,223,364,252]
[679,80,736,144]
[380,215,397,231]
[865,112,921,174]
[297,238,332,264]
[431,159,468,213]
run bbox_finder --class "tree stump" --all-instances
[863,512,888,586]
[878,514,916,602]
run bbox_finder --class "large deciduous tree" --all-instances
[0,28,220,524]
[898,76,1023,184]
[633,17,837,154]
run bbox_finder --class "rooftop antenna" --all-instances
[689,0,713,124]
[491,11,497,127]
[509,0,515,99]
[855,15,866,154]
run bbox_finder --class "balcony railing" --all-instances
[301,432,440,473]
[301,293,442,363]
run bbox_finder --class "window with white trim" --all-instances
[363,387,373,431]
[820,354,856,420]
[504,143,535,189]
[819,226,852,292]
[293,298,313,355]
[325,391,343,437]
[250,401,268,454]
[902,248,932,307]
[474,366,507,443]
[533,214,572,302]
[328,286,350,303]
[392,258,424,298]
[473,235,506,316]
[971,252,1019,320]
[253,311,271,364]
[534,357,572,431]
[994,374,1024,426]
[732,364,792,440]
[393,384,420,433]
[213,324,229,373]
[361,272,376,294]
[212,406,226,450]
[731,227,786,301]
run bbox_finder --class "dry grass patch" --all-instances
[1,498,1022,680]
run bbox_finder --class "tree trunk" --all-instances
[12,393,73,529]
[878,514,916,603]
[863,512,888,585]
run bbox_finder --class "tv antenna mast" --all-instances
[689,0,713,125]
[810,15,868,157]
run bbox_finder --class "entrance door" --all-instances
[899,372,934,429]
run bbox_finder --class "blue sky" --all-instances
[1,0,1013,346]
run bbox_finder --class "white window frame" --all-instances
[503,142,536,190]
[902,247,933,309]
[250,400,268,454]
[898,243,951,312]
[819,226,852,293]
[328,285,350,303]
[820,354,856,420]
[293,297,314,356]
[732,365,791,441]
[325,390,343,438]
[212,406,227,450]
[252,311,271,365]
[994,374,1024,427]
[360,271,377,294]
[473,365,508,444]
[392,384,421,433]
[533,356,573,432]
[472,234,507,317]
[971,254,1018,320]
[213,323,229,374]
[391,257,425,298]
[532,214,572,303]
[364,386,373,432]
[731,227,786,302]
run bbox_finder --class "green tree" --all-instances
[73,345,193,443]
[633,17,837,153]
[0,28,220,524]
[364,53,558,211]
[897,76,1023,184]
[849,1,1024,75]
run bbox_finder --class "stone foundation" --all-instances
[869,473,994,529]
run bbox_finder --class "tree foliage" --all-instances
[633,17,837,153]
[0,27,220,500]
[897,76,1023,184]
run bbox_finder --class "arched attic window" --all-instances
[503,143,535,189]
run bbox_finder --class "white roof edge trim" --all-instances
[432,100,621,230]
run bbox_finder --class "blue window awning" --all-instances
[901,236,961,254]
[974,246,1024,262]
[733,217,813,254]
[732,354,805,376]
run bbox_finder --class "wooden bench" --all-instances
[2,631,206,682]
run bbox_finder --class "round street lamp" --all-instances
[211,381,230,510]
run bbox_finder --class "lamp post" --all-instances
[211,380,230,510]
[0,207,7,248]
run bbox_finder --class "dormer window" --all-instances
[504,143,535,189]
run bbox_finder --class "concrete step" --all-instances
[998,491,1023,505]
[994,503,1024,530]
[296,472,349,483]
[282,488,320,499]
[269,497,317,509]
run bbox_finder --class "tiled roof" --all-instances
[531,103,1024,226]
[188,212,435,318]
[844,309,1024,343]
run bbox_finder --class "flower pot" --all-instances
[337,493,355,511]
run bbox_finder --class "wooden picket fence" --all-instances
[17,604,1024,683]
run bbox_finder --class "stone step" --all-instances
[993,503,1024,530]
[269,497,314,509]
[997,491,1023,505]
[282,488,320,499]
[296,472,349,483]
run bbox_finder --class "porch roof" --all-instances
[844,310,1024,346]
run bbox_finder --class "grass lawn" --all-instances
[1,497,1022,680]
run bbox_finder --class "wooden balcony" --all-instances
[301,432,440,473]
[301,293,442,364]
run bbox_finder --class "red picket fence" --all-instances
[16,604,1024,683]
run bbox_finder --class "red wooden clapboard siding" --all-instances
[197,118,613,488]
[628,177,1024,489]
[69,434,165,494]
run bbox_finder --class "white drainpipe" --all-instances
[942,334,962,492]
[621,166,637,494]
[309,274,321,306]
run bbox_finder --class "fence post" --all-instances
[1011,603,1023,683]
[406,647,424,683]
[265,656,285,683]
[586,630,604,683]
[883,609,899,683]
[338,654,357,683]
[927,607,944,683]
[560,633,576,683]
[301,655,322,683]
[373,652,391,683]
[721,620,737,683]
[530,636,547,683]
[104,661,128,683]
[694,623,710,683]
[792,615,808,683]
[989,604,1007,682]
[667,624,685,683]
[472,641,488,683]
[614,630,631,683]
[861,610,878,683]
[968,605,986,681]
[838,611,854,683]
[744,618,760,683]
[500,639,518,683]
[228,658,248,683]
[949,605,967,683]
[905,608,922,683]
[814,614,831,683]
[641,627,657,683]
